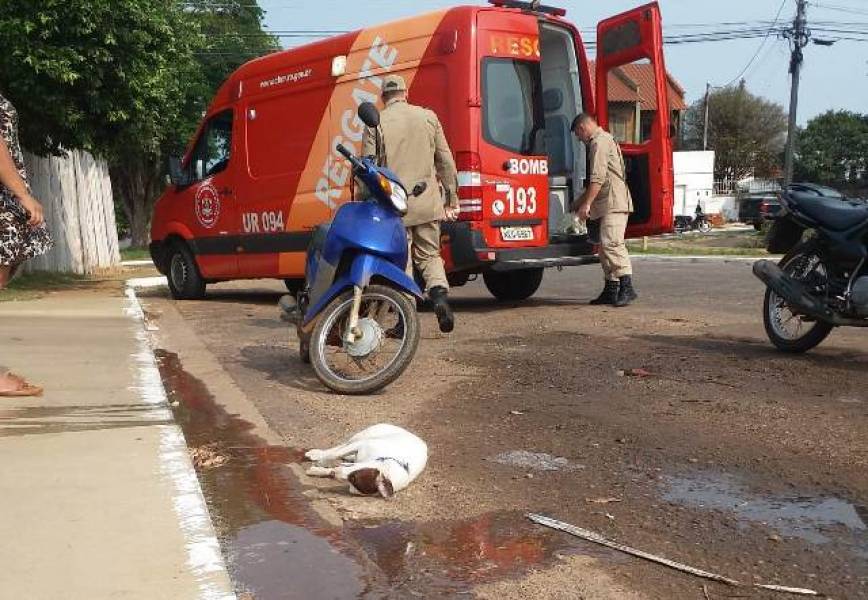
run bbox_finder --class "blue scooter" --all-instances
[290,103,424,394]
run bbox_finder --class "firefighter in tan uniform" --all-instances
[572,113,638,307]
[361,74,459,332]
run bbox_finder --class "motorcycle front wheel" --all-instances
[310,284,420,394]
[763,243,834,353]
[698,220,712,234]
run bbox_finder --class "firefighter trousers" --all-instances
[405,220,449,292]
[599,211,633,281]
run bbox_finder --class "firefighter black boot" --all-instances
[429,286,454,333]
[589,280,620,305]
[614,275,638,307]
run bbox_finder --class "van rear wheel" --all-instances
[483,268,544,302]
[167,242,206,300]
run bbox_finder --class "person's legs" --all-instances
[589,217,621,305]
[411,221,454,333]
[0,264,42,395]
[602,212,632,279]
[411,221,448,291]
[601,212,637,307]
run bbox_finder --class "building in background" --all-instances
[589,61,687,146]
[673,151,715,217]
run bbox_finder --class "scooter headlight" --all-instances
[390,184,408,216]
[377,174,408,215]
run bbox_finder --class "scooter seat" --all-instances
[791,194,868,231]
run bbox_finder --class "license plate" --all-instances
[500,226,534,241]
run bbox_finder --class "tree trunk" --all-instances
[110,156,165,249]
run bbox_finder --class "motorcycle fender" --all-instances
[301,254,423,327]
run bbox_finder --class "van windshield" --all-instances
[482,58,545,156]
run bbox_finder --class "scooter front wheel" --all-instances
[309,284,420,395]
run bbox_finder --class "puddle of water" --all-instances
[229,521,365,600]
[493,450,583,472]
[155,350,371,599]
[663,472,868,556]
[350,510,602,595]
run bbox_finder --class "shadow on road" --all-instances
[238,344,326,394]
[637,333,868,372]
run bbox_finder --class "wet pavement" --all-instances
[156,350,600,599]
[664,471,868,557]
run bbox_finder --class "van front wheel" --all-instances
[483,268,544,301]
[167,242,206,300]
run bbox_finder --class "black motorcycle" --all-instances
[674,204,712,234]
[753,187,868,352]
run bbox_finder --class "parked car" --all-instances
[739,191,782,230]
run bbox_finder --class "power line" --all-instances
[810,1,868,17]
[720,0,791,87]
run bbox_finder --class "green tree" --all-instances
[795,110,868,192]
[112,1,278,246]
[683,82,788,181]
[0,0,277,246]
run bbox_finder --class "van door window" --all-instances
[482,59,545,156]
[189,110,234,182]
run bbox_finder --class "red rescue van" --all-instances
[151,0,674,300]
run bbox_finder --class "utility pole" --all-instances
[702,82,711,151]
[783,0,810,185]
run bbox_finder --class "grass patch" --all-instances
[2,271,93,302]
[627,229,773,257]
[121,247,151,262]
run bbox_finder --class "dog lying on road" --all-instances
[305,424,428,498]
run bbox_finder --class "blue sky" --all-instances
[260,0,868,124]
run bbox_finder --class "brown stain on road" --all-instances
[154,349,598,598]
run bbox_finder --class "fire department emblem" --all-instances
[195,183,221,229]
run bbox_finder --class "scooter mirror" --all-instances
[358,102,380,128]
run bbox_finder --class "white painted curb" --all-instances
[125,282,236,600]
[121,259,155,267]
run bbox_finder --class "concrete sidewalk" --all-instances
[0,288,234,599]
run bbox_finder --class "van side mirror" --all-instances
[168,156,191,187]
[358,102,380,128]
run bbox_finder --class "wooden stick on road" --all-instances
[527,514,819,595]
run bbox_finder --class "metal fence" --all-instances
[713,178,782,196]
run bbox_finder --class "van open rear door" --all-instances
[595,2,673,237]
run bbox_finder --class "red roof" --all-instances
[588,61,687,111]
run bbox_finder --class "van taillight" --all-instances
[456,152,483,221]
[456,152,482,172]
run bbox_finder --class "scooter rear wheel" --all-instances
[309,285,420,394]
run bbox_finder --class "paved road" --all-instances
[144,259,868,600]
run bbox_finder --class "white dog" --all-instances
[305,424,428,498]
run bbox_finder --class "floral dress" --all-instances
[0,92,52,267]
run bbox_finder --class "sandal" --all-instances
[0,372,44,397]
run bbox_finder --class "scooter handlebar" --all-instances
[336,144,363,170]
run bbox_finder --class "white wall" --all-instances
[673,151,714,215]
